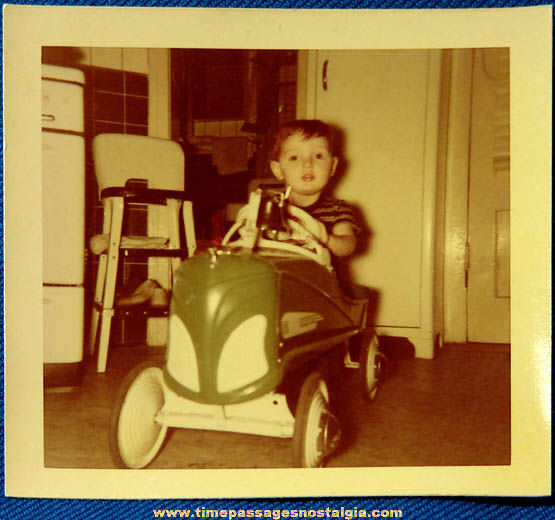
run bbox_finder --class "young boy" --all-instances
[269,119,359,257]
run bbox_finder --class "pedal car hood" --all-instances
[165,250,281,405]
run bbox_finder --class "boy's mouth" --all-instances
[302,173,315,182]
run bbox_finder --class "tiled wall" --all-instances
[74,47,149,73]
[90,67,149,136]
[80,48,150,139]
[70,46,150,138]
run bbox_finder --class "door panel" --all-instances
[312,50,431,328]
[467,48,510,342]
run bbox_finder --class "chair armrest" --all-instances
[101,187,189,204]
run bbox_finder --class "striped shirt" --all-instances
[301,196,361,235]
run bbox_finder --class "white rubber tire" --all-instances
[292,372,331,468]
[361,331,381,401]
[109,361,168,469]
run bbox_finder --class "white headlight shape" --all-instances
[217,315,269,393]
[167,314,200,392]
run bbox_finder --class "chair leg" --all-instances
[183,200,197,258]
[89,197,113,356]
[167,199,183,277]
[96,197,124,373]
[88,253,108,356]
[96,308,115,373]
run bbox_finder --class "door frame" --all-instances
[147,48,172,346]
[443,49,473,343]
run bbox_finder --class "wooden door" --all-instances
[305,50,437,329]
[467,48,510,343]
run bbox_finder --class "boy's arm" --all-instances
[327,221,357,257]
[287,205,357,257]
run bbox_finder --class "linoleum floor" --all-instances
[44,341,510,469]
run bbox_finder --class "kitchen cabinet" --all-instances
[297,50,444,358]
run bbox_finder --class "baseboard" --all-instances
[44,361,83,388]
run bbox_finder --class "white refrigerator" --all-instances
[42,64,86,386]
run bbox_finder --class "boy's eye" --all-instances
[315,153,323,159]
[288,155,298,161]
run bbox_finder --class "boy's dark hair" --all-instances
[269,119,336,161]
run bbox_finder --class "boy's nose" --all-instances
[303,157,313,168]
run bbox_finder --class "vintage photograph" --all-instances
[41,45,510,470]
[4,6,550,499]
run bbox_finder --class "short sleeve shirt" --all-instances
[302,196,361,235]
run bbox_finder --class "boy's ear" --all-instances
[330,157,339,177]
[270,160,284,180]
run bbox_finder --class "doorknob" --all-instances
[322,60,329,91]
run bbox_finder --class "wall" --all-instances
[73,47,149,73]
[70,47,150,137]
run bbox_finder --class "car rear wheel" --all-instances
[361,330,383,401]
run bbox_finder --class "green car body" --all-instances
[165,248,367,406]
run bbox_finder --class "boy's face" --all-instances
[270,133,338,203]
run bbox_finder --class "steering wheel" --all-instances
[285,205,326,247]
[222,189,331,267]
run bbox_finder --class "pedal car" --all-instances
[109,185,384,469]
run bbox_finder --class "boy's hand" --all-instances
[287,205,329,245]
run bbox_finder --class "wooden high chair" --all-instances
[88,134,196,373]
